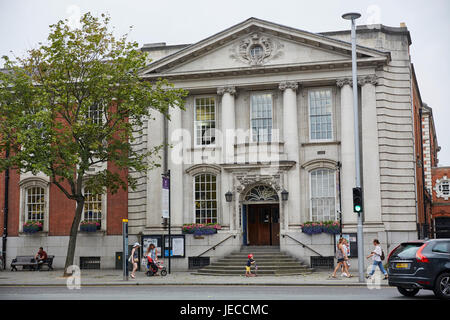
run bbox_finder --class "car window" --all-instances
[390,243,423,259]
[432,242,450,254]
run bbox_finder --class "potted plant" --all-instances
[322,221,340,234]
[23,221,43,234]
[80,220,100,232]
[300,221,323,235]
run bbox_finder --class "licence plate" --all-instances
[395,263,410,269]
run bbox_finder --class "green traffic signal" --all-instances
[352,187,363,213]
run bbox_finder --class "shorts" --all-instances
[337,258,345,263]
[245,266,251,272]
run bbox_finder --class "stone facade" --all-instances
[130,19,425,271]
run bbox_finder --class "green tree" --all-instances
[0,13,187,276]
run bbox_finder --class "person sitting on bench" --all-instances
[35,247,48,270]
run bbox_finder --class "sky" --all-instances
[1,0,449,164]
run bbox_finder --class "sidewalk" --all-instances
[0,269,390,287]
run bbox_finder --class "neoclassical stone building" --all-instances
[124,18,421,271]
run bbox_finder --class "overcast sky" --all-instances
[1,0,449,164]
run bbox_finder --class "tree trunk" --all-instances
[63,198,85,277]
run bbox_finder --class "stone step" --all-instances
[212,260,303,266]
[200,266,310,271]
[229,252,291,257]
[193,269,315,275]
[193,248,314,276]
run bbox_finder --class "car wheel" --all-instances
[397,287,420,297]
[433,273,450,300]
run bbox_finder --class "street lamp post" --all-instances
[342,12,365,283]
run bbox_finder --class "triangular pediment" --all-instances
[140,18,389,78]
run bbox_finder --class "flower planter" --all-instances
[22,221,43,234]
[80,221,101,232]
[23,226,42,234]
[301,221,340,235]
[182,223,221,235]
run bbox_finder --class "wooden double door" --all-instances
[247,204,280,246]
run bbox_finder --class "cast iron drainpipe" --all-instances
[2,146,9,270]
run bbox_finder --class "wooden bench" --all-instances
[11,255,54,271]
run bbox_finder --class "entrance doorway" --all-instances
[247,204,280,246]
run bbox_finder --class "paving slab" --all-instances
[0,269,390,287]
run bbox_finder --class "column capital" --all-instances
[336,78,352,88]
[358,75,378,86]
[217,86,236,96]
[279,81,299,92]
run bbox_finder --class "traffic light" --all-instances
[352,187,363,213]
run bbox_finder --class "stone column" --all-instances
[218,86,236,230]
[337,78,357,225]
[359,75,382,224]
[168,105,184,227]
[218,86,236,164]
[279,81,301,229]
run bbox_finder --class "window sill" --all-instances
[301,141,340,147]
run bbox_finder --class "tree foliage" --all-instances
[0,12,187,275]
[0,12,187,197]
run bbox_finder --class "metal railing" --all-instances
[282,234,323,257]
[197,234,236,257]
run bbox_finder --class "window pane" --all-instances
[310,169,336,221]
[195,97,216,145]
[26,187,45,221]
[309,90,332,140]
[84,188,102,221]
[194,174,218,223]
[251,94,272,142]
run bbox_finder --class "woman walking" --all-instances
[331,238,351,278]
[129,242,141,279]
[366,239,388,280]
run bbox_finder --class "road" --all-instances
[0,285,439,300]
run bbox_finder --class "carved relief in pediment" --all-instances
[229,33,284,66]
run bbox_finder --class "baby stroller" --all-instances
[146,256,167,277]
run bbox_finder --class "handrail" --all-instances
[197,234,236,257]
[282,234,323,257]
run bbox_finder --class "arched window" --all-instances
[25,186,45,221]
[244,185,279,202]
[310,168,336,221]
[194,174,217,223]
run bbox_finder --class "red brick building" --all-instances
[432,166,450,238]
[0,159,128,269]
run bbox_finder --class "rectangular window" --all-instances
[195,97,216,146]
[87,104,103,125]
[309,89,332,140]
[194,174,217,224]
[26,187,45,221]
[84,188,102,222]
[310,169,336,221]
[251,94,272,142]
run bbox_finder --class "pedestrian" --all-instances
[366,239,388,280]
[340,238,352,277]
[331,238,351,278]
[145,243,158,275]
[245,254,256,277]
[129,242,140,279]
